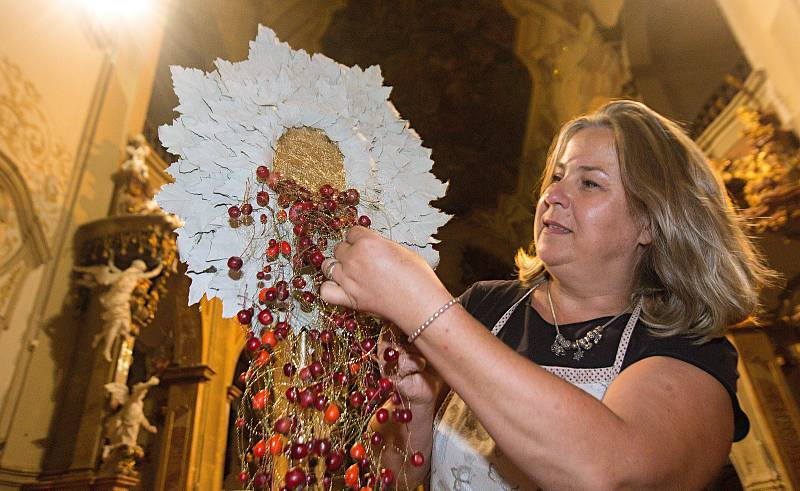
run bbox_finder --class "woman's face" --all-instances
[533,127,650,278]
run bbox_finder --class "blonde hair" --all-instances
[516,100,774,340]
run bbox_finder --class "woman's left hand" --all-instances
[319,226,452,333]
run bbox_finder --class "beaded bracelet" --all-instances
[407,298,459,343]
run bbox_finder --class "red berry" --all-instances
[283,362,296,377]
[292,276,307,289]
[254,472,269,488]
[256,191,269,206]
[228,206,241,218]
[237,309,253,324]
[411,451,425,467]
[380,467,394,487]
[320,329,334,345]
[280,241,291,255]
[397,408,413,423]
[285,468,305,490]
[238,471,249,483]
[315,438,331,455]
[370,431,384,447]
[258,309,273,325]
[276,281,289,300]
[358,215,371,227]
[345,188,360,205]
[314,394,329,411]
[285,386,298,403]
[241,203,253,215]
[349,391,365,407]
[299,389,315,408]
[301,291,316,303]
[310,250,325,267]
[319,184,335,198]
[256,271,265,280]
[325,450,344,471]
[290,442,308,460]
[274,416,294,434]
[227,256,244,271]
[375,408,389,424]
[360,338,376,353]
[309,361,324,378]
[383,347,400,363]
[246,337,261,351]
[256,165,270,181]
[379,377,393,393]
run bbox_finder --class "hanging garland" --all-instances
[156,26,450,490]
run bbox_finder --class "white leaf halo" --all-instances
[156,26,451,320]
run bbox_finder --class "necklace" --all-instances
[546,281,631,361]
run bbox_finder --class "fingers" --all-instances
[344,225,372,244]
[320,257,342,283]
[319,280,358,310]
[332,240,351,259]
[396,353,427,377]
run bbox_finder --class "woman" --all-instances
[320,100,771,490]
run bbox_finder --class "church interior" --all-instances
[1,0,799,489]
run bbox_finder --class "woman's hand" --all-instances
[379,327,445,408]
[320,226,452,333]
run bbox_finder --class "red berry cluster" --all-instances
[232,165,422,490]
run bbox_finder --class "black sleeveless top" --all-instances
[459,280,749,441]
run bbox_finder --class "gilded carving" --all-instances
[0,57,72,241]
[0,261,25,328]
[0,184,21,262]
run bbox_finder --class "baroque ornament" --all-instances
[156,26,449,489]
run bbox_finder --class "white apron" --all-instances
[431,288,642,490]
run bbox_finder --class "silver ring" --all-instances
[323,259,340,281]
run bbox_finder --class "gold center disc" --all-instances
[273,127,346,192]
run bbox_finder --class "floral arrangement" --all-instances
[156,26,449,489]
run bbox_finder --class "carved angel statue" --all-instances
[74,258,163,361]
[102,376,160,459]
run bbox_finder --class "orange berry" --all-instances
[350,441,365,460]
[251,389,269,410]
[323,403,341,424]
[260,330,277,348]
[252,439,266,458]
[268,434,283,455]
[255,350,270,367]
[344,463,360,488]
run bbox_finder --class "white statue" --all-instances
[103,376,160,459]
[74,258,163,361]
[114,135,182,227]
